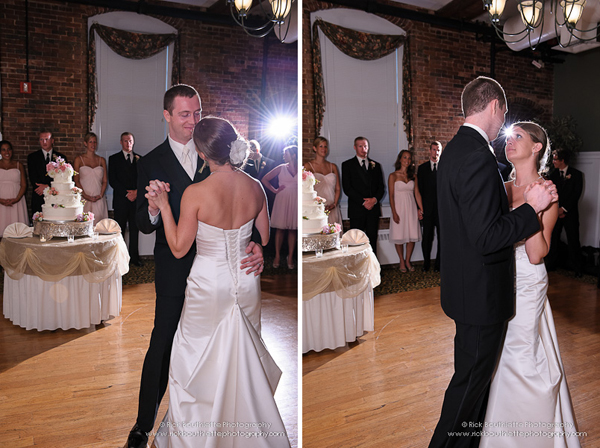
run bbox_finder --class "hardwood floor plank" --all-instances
[303,273,600,447]
[0,274,297,448]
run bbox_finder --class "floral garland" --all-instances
[322,223,342,234]
[76,212,94,222]
[32,212,44,222]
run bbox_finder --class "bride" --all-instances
[481,122,580,447]
[147,117,290,448]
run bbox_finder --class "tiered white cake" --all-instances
[302,170,328,234]
[42,157,84,221]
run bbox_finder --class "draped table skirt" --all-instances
[0,233,129,331]
[302,243,380,353]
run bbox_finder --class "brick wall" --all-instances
[302,1,554,167]
[0,0,297,210]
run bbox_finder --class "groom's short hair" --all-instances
[462,76,506,118]
[163,84,201,115]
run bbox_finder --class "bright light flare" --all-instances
[267,115,295,139]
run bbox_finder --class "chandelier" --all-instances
[483,0,600,50]
[228,0,295,42]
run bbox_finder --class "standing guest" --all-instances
[243,139,275,181]
[546,148,584,277]
[388,149,422,272]
[430,76,556,448]
[303,136,343,226]
[27,130,67,215]
[417,141,443,272]
[342,136,385,256]
[73,132,108,221]
[262,145,298,269]
[109,132,142,267]
[0,140,28,235]
[124,85,264,448]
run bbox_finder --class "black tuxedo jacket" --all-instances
[417,161,437,218]
[136,139,209,298]
[27,149,68,214]
[341,156,385,220]
[549,166,583,224]
[108,151,140,211]
[243,155,276,181]
[437,126,539,325]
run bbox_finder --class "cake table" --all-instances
[0,233,130,331]
[302,243,381,353]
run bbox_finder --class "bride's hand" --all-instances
[145,180,171,210]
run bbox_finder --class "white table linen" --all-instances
[302,243,380,353]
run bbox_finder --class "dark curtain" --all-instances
[88,23,180,129]
[311,18,412,144]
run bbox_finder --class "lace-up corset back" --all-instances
[195,220,254,298]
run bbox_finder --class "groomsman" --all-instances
[546,148,583,276]
[27,130,67,215]
[342,136,385,255]
[417,141,442,272]
[109,132,142,266]
[243,139,275,181]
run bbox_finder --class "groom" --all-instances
[429,77,557,448]
[125,84,264,448]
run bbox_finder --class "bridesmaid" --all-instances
[0,140,28,235]
[388,150,422,272]
[73,132,108,220]
[262,145,298,270]
[303,136,343,226]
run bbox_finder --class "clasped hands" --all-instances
[145,179,170,212]
[523,179,558,214]
[362,197,377,210]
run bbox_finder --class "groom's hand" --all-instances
[524,180,557,213]
[241,241,264,276]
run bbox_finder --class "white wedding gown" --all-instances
[154,220,290,448]
[481,242,580,448]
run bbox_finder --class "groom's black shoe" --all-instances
[125,424,149,448]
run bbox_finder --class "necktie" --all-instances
[182,146,194,179]
[127,154,132,164]
[433,163,437,172]
[361,159,367,172]
[45,153,50,164]
[560,170,565,179]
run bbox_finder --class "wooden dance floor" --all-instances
[0,273,298,448]
[303,272,600,448]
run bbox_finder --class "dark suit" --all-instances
[342,156,385,255]
[430,126,539,448]
[417,161,440,271]
[27,149,68,215]
[243,155,275,181]
[133,139,208,432]
[109,151,141,263]
[546,166,583,273]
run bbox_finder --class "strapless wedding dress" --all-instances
[481,242,580,447]
[154,220,290,448]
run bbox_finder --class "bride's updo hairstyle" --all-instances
[510,121,551,178]
[193,116,249,169]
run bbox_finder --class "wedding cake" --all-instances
[41,157,84,221]
[32,157,94,238]
[302,170,329,234]
[301,169,341,252]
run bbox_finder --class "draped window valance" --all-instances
[311,18,413,144]
[88,23,180,129]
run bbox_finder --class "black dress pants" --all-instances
[429,321,506,448]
